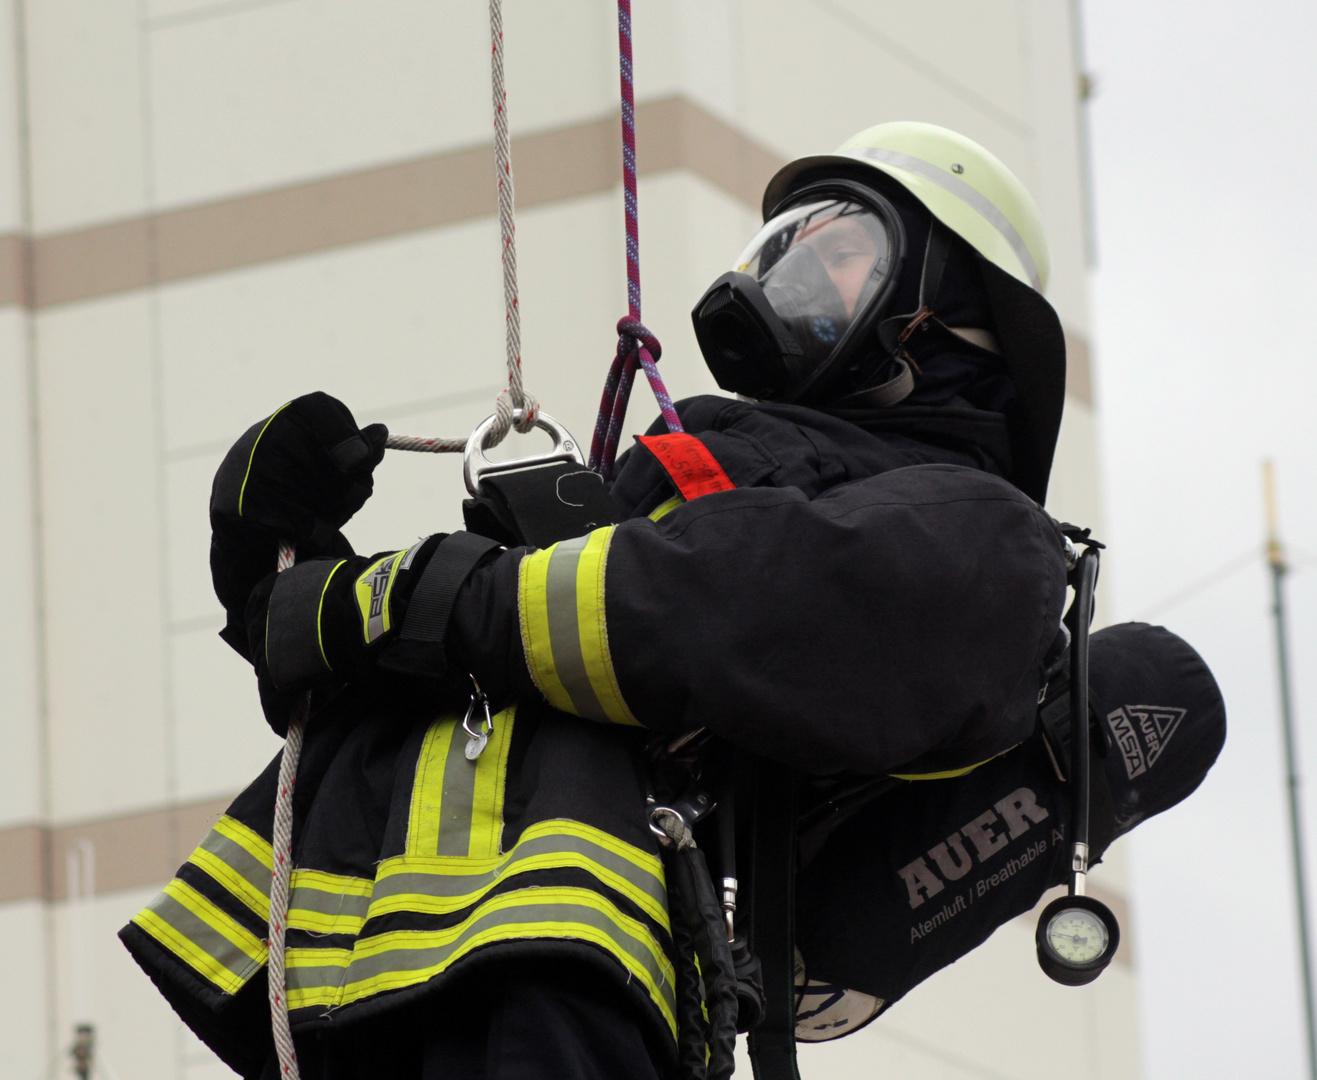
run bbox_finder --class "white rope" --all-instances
[487,0,539,448]
[264,7,542,1069]
[371,0,537,460]
[383,433,466,454]
[268,543,305,1080]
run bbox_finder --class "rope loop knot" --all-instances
[589,315,681,480]
[616,315,661,363]
[484,387,540,448]
[651,806,696,851]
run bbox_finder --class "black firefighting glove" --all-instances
[210,392,388,659]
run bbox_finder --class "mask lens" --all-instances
[735,199,894,362]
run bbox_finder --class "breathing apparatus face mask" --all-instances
[692,186,907,404]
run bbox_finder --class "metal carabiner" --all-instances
[647,788,715,847]
[462,410,586,497]
[461,676,495,761]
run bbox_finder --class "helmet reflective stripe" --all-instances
[760,122,1050,295]
[848,145,1042,292]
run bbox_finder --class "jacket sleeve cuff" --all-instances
[264,558,348,687]
[517,527,642,727]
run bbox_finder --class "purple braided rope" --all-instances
[618,0,640,320]
[590,0,682,480]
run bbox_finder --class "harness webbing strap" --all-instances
[747,756,801,1080]
[400,533,501,643]
[377,532,502,681]
[637,434,735,503]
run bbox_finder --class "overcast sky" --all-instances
[1082,1,1317,1076]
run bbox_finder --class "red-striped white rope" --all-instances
[375,0,538,460]
[486,0,539,446]
[265,5,539,1073]
[268,543,305,1080]
[383,433,466,454]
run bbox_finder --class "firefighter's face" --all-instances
[789,213,880,318]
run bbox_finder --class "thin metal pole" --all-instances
[1265,459,1317,1080]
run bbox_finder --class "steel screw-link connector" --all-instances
[722,876,739,941]
[1071,841,1090,875]
[1062,535,1079,570]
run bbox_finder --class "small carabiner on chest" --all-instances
[461,676,495,761]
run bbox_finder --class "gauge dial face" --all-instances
[1045,907,1110,965]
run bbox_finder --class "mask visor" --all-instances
[736,199,896,366]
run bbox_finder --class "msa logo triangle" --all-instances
[1129,705,1185,768]
[1107,705,1187,779]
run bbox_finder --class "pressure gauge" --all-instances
[1035,893,1120,986]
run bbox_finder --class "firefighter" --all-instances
[122,123,1219,1079]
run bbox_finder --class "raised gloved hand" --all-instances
[210,392,388,657]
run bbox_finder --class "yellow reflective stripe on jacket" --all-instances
[215,813,273,867]
[134,704,672,1027]
[185,813,273,918]
[288,870,374,936]
[408,708,514,858]
[888,748,1014,781]
[132,879,267,994]
[285,885,677,1035]
[372,817,667,926]
[187,815,373,933]
[648,494,684,522]
[519,529,639,726]
[469,710,512,857]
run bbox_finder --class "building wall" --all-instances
[0,2,1126,1077]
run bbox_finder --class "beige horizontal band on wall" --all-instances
[0,95,1092,404]
[1064,328,1093,406]
[0,96,782,312]
[0,796,233,903]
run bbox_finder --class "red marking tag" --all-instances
[637,434,736,501]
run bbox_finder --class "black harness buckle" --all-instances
[461,411,624,548]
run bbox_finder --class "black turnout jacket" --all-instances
[121,393,1070,1074]
[454,394,1067,778]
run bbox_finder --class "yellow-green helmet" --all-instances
[760,122,1066,503]
[763,121,1050,294]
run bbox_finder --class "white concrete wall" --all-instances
[0,2,1124,1077]
[0,0,55,1072]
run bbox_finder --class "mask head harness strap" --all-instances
[829,216,956,410]
[905,216,956,354]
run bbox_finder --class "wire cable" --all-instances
[1133,547,1260,622]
